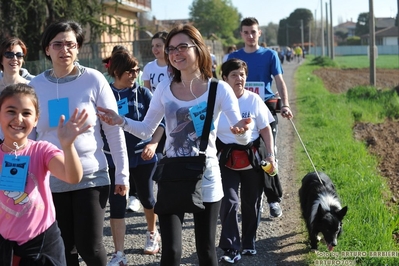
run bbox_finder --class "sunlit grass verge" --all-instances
[294,64,399,265]
[334,55,399,69]
[347,86,399,121]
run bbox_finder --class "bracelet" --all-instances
[117,116,126,127]
[281,105,290,109]
[266,153,275,158]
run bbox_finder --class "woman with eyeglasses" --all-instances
[103,50,165,265]
[97,24,252,266]
[29,20,129,266]
[0,37,35,92]
[0,37,35,142]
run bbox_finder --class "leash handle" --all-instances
[288,118,323,184]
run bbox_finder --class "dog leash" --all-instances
[288,118,323,184]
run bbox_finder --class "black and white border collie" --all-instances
[299,172,348,251]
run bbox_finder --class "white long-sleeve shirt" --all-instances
[123,78,250,202]
[30,67,129,192]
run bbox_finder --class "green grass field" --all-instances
[295,56,399,265]
[334,55,399,69]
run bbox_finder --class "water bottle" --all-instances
[260,160,278,176]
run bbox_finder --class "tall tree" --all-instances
[261,23,279,46]
[0,0,131,60]
[288,8,313,46]
[189,0,240,43]
[277,19,289,46]
[355,12,370,36]
[277,9,313,47]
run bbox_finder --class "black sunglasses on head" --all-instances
[4,52,24,59]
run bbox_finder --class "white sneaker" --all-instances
[144,231,160,255]
[269,202,283,218]
[127,196,140,212]
[107,251,127,266]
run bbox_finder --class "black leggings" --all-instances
[109,163,156,218]
[52,186,109,266]
[158,200,221,266]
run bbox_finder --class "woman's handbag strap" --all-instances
[198,78,218,153]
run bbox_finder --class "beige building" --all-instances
[101,0,151,43]
[78,0,151,66]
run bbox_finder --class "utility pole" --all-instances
[314,9,318,55]
[326,2,330,57]
[309,24,312,55]
[320,0,325,56]
[330,0,334,59]
[369,0,376,86]
[397,0,399,66]
[301,19,304,53]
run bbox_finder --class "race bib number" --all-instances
[245,82,265,100]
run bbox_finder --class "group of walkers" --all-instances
[0,16,293,266]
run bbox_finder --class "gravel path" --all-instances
[81,61,307,266]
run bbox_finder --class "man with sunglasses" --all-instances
[0,37,35,93]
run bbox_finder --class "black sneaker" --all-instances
[219,249,241,264]
[269,202,282,218]
[242,249,257,256]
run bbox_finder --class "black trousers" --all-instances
[0,222,66,266]
[52,185,109,266]
[262,107,283,203]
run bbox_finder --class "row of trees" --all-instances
[3,0,393,61]
[1,0,303,57]
[188,0,314,48]
[0,0,128,60]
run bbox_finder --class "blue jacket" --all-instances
[103,83,165,168]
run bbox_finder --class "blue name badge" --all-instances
[189,101,214,137]
[0,155,30,192]
[117,98,129,116]
[48,98,69,127]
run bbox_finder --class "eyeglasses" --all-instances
[49,42,78,50]
[126,68,140,75]
[165,43,196,55]
[3,52,24,59]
